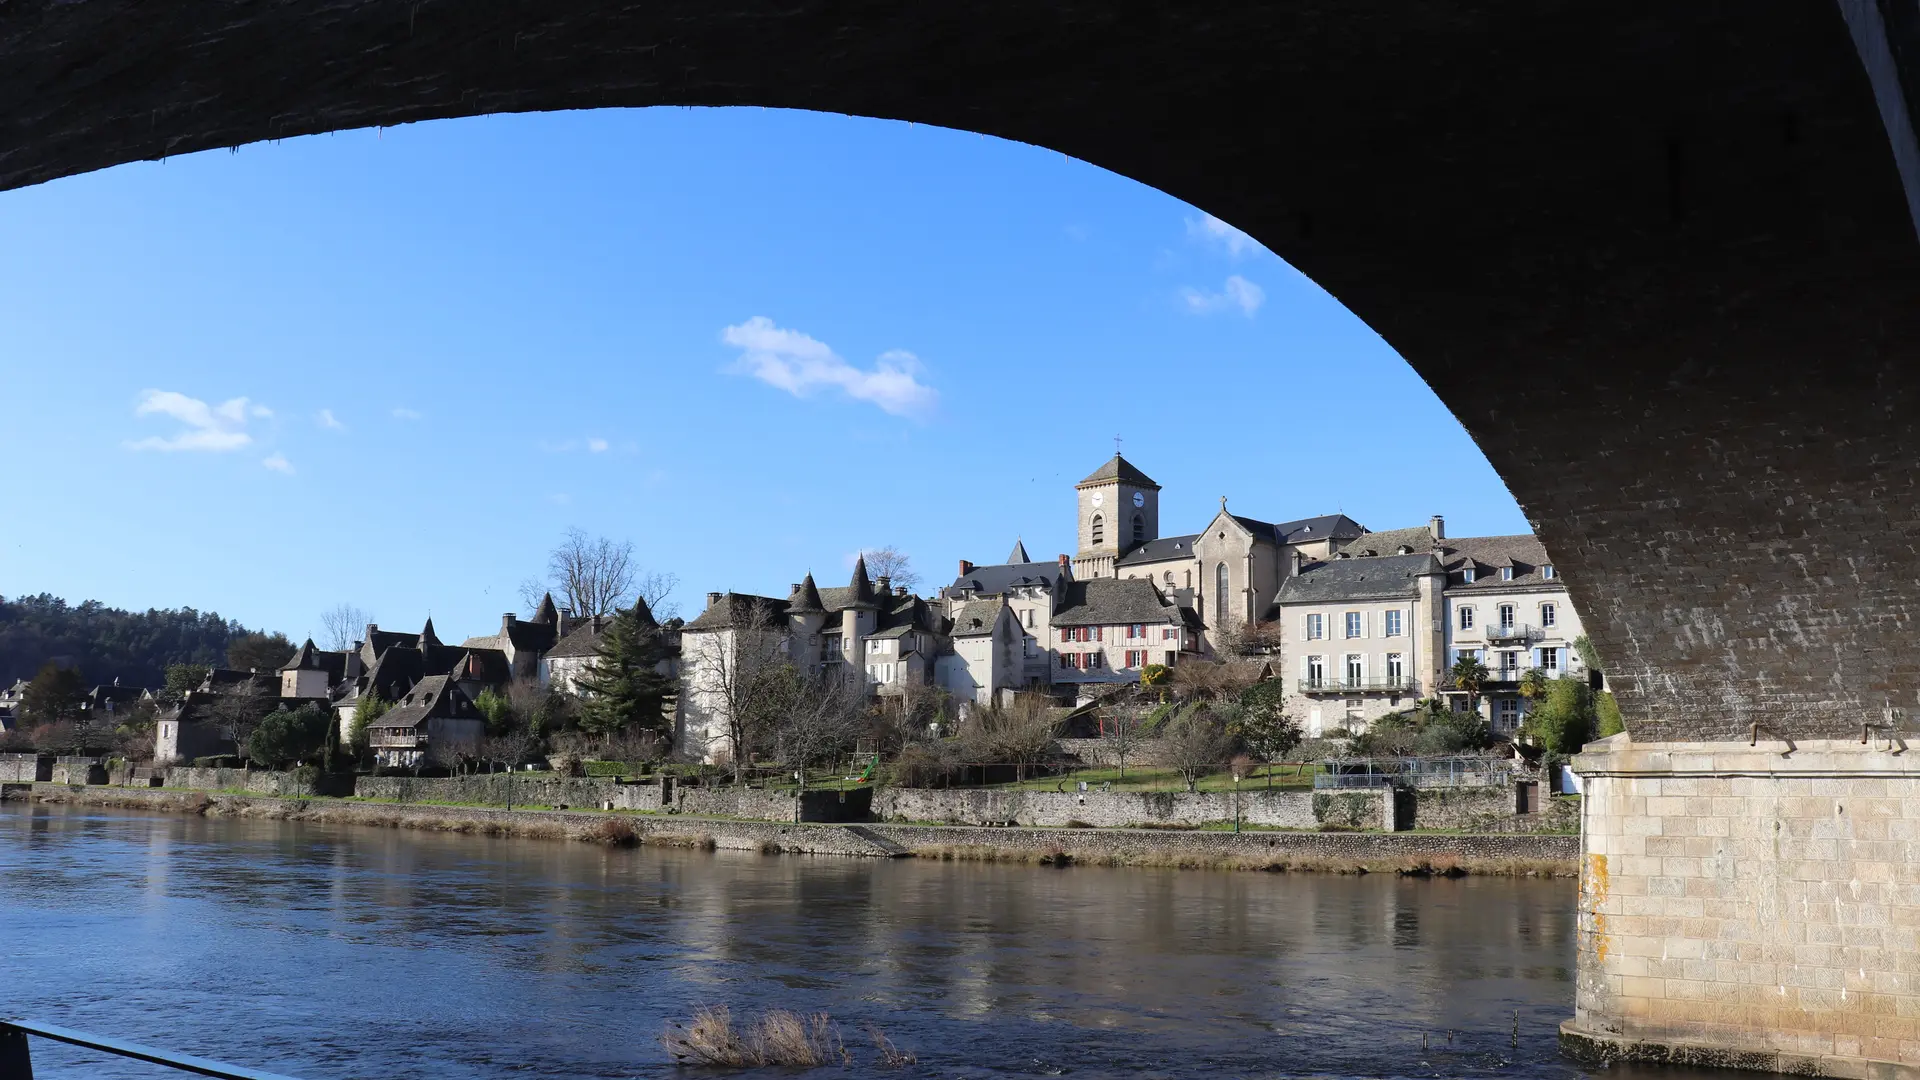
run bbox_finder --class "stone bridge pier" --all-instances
[7,1,1920,1073]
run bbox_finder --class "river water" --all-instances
[0,804,1702,1080]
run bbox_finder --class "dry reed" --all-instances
[661,1006,850,1068]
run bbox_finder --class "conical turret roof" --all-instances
[847,555,879,608]
[1007,538,1031,563]
[533,593,559,624]
[418,617,440,648]
[789,573,826,613]
[1076,453,1159,489]
[629,594,659,628]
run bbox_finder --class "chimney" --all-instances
[895,585,908,597]
[502,612,517,634]
[1429,514,1445,541]
[958,559,974,577]
[707,592,723,609]
[877,575,891,594]
[1059,554,1071,569]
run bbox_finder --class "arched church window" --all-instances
[1132,513,1145,544]
[1091,515,1105,545]
[1216,563,1230,622]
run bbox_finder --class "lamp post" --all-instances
[1233,772,1241,834]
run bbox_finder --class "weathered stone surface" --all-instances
[1570,734,1920,1077]
[0,754,51,783]
[873,786,1351,830]
[2,4,1918,738]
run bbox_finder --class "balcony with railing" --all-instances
[1297,676,1418,694]
[368,732,423,749]
[1483,622,1542,644]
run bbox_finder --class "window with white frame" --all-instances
[1344,611,1362,638]
[1023,609,1034,628]
[1498,604,1515,630]
[1345,654,1364,686]
[1386,653,1404,683]
[1542,564,1556,579]
[1125,649,1147,668]
[1494,699,1520,730]
[1384,609,1403,637]
[1462,566,1477,583]
[1541,646,1561,673]
[1306,613,1325,640]
[1540,602,1557,628]
[1501,566,1514,581]
[1459,606,1475,631]
[1306,655,1325,684]
[1089,651,1105,670]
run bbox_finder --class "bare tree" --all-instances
[860,546,920,592]
[208,684,276,763]
[636,570,682,621]
[956,694,1059,780]
[527,528,637,618]
[682,597,790,784]
[1160,703,1236,791]
[768,673,868,818]
[1099,705,1151,779]
[320,604,373,651]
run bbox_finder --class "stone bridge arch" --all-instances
[5,3,1919,740]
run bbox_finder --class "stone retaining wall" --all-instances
[873,786,1359,829]
[351,774,665,811]
[1404,785,1580,834]
[18,783,1576,872]
[52,757,105,785]
[161,767,349,798]
[0,754,51,782]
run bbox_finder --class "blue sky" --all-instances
[0,106,1527,643]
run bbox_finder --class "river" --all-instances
[0,803,1697,1079]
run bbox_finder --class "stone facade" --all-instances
[0,753,51,782]
[1568,733,1920,1078]
[872,786,1367,830]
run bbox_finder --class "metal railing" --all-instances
[0,1018,305,1079]
[1296,677,1417,694]
[1484,623,1540,644]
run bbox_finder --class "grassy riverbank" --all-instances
[9,784,1578,877]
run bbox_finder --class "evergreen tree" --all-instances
[227,631,295,673]
[0,593,271,688]
[576,600,673,746]
[21,662,85,725]
[165,663,210,696]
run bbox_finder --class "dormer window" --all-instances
[1542,564,1555,579]
[1397,545,1413,555]
[1500,566,1514,581]
[1462,566,1477,583]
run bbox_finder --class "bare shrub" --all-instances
[662,1007,849,1068]
[586,817,639,846]
[869,1025,917,1067]
[1167,660,1260,700]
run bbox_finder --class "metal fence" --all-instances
[0,1018,304,1079]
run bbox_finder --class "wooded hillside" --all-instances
[0,593,277,689]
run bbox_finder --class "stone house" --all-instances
[936,598,1025,706]
[365,673,486,769]
[1050,577,1199,701]
[1436,534,1588,734]
[939,541,1074,694]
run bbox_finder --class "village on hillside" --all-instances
[0,454,1614,783]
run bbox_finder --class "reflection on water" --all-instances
[0,804,1710,1079]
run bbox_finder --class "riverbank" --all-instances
[10,783,1577,875]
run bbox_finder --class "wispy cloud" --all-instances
[391,407,423,421]
[587,438,609,453]
[316,409,344,431]
[721,316,938,420]
[125,389,269,452]
[262,453,294,474]
[1181,275,1266,317]
[1185,213,1264,258]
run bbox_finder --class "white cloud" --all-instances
[721,316,938,420]
[587,438,609,453]
[549,493,572,506]
[316,409,344,431]
[262,453,294,474]
[1185,213,1265,258]
[125,389,264,452]
[1180,275,1266,317]
[392,407,423,421]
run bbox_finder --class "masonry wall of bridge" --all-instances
[1566,734,1920,1078]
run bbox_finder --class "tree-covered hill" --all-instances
[0,593,283,690]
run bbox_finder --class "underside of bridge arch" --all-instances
[6,2,1920,740]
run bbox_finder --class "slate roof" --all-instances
[1340,524,1442,557]
[1006,538,1031,563]
[685,593,789,632]
[1052,578,1183,626]
[948,601,1006,637]
[373,674,479,731]
[1441,535,1561,591]
[1077,454,1160,489]
[546,616,609,659]
[870,624,919,640]
[533,593,560,625]
[1115,534,1200,566]
[1230,513,1368,545]
[787,574,826,613]
[281,639,323,671]
[1274,552,1444,604]
[942,561,1069,599]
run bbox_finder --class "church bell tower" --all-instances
[1072,453,1161,578]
